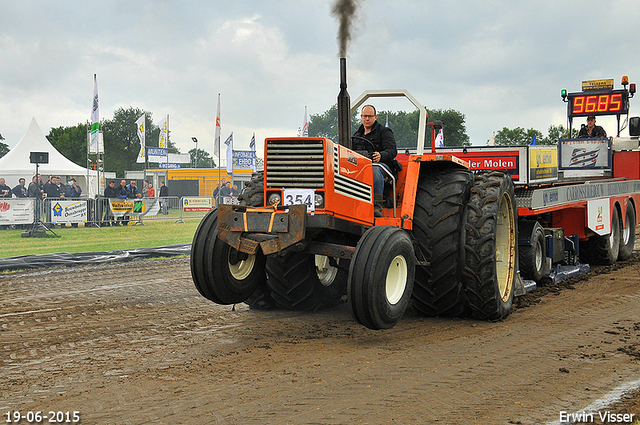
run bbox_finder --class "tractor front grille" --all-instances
[266,139,325,188]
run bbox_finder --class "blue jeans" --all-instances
[373,163,392,195]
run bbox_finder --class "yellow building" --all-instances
[146,168,254,197]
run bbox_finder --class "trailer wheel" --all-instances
[411,167,473,317]
[265,253,347,311]
[580,206,621,265]
[518,221,546,282]
[619,201,636,261]
[190,208,267,304]
[348,226,416,330]
[463,171,517,320]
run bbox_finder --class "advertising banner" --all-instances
[529,146,558,183]
[182,197,213,212]
[559,138,611,169]
[437,147,527,184]
[147,147,168,163]
[233,150,256,168]
[50,200,88,223]
[109,198,160,218]
[0,199,35,225]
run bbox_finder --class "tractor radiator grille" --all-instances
[266,139,325,188]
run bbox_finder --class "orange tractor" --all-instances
[191,58,521,329]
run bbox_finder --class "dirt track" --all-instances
[1,255,640,424]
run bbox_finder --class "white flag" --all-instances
[435,129,444,148]
[250,133,257,172]
[301,106,308,137]
[157,115,168,148]
[214,94,221,158]
[89,74,100,153]
[488,132,496,146]
[135,115,146,163]
[225,132,233,174]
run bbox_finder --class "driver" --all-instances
[352,104,397,217]
[578,115,607,138]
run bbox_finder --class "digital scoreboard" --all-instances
[568,90,629,117]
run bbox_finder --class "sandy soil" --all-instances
[1,254,639,425]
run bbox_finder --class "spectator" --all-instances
[143,180,150,197]
[116,180,129,225]
[0,178,13,198]
[12,178,28,198]
[126,180,142,199]
[103,180,118,226]
[44,175,53,192]
[159,182,169,214]
[64,178,82,198]
[45,176,65,199]
[63,178,82,227]
[218,181,232,204]
[147,183,155,198]
[28,174,44,199]
[231,184,239,197]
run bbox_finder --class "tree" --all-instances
[542,124,578,143]
[47,123,89,166]
[309,105,470,148]
[189,148,216,168]
[308,104,359,142]
[47,107,182,177]
[0,133,9,159]
[493,127,544,146]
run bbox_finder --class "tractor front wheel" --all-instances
[190,209,267,304]
[348,226,415,330]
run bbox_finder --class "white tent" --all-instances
[0,117,98,196]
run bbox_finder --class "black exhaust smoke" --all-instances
[337,57,351,149]
[332,0,359,149]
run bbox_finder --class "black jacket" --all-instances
[12,184,28,198]
[578,125,607,138]
[352,120,397,166]
[104,185,119,198]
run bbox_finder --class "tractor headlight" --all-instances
[268,193,281,205]
[314,193,324,208]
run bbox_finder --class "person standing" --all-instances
[64,178,82,198]
[126,180,142,199]
[12,178,28,198]
[116,180,129,225]
[28,175,44,199]
[103,180,118,226]
[45,176,65,199]
[0,178,12,198]
[146,183,155,198]
[159,181,169,214]
[352,104,398,217]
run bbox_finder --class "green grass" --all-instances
[0,218,202,258]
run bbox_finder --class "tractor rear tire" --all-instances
[265,252,347,311]
[348,226,416,330]
[580,206,621,265]
[411,167,473,317]
[463,171,517,320]
[618,201,636,261]
[190,208,267,304]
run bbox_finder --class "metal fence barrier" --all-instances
[0,196,206,229]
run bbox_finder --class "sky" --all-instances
[2,0,640,160]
